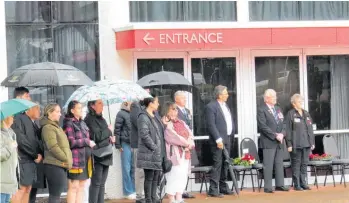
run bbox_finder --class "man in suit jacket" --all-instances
[175,91,192,129]
[174,91,195,199]
[205,85,234,198]
[257,89,289,193]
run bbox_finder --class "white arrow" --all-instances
[143,33,155,45]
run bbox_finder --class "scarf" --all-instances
[172,119,191,160]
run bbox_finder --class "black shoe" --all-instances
[220,190,234,195]
[294,186,304,191]
[135,199,145,203]
[264,189,274,193]
[207,193,224,198]
[182,192,195,199]
[275,186,289,191]
[301,185,311,190]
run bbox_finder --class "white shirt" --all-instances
[216,101,233,143]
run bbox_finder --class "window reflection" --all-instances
[255,56,300,115]
[137,59,184,113]
[307,55,349,131]
[191,57,238,165]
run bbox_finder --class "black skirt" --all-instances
[68,147,91,180]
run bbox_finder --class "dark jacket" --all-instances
[63,116,91,169]
[137,111,162,170]
[285,108,315,149]
[40,117,73,169]
[177,107,192,130]
[130,102,145,148]
[114,108,131,149]
[205,100,235,143]
[84,111,113,166]
[12,113,42,163]
[154,111,166,159]
[257,103,285,149]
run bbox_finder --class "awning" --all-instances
[115,27,349,50]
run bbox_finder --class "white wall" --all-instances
[98,1,133,199]
[0,1,8,102]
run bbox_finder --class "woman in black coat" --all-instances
[84,99,115,203]
[137,96,162,203]
[285,94,315,191]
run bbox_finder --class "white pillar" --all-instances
[236,0,250,24]
[0,1,8,102]
[98,0,132,199]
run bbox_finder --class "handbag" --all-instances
[92,144,113,158]
[162,157,172,173]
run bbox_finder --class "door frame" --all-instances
[250,48,304,136]
[187,50,240,139]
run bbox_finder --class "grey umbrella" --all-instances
[1,62,93,87]
[137,71,192,88]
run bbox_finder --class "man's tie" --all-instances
[272,107,279,123]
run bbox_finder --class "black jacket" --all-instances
[136,111,162,170]
[84,111,113,166]
[130,102,144,148]
[205,100,235,143]
[114,109,131,149]
[12,113,43,163]
[257,103,285,149]
[285,108,315,148]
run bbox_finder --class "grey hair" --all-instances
[174,91,186,99]
[214,85,227,99]
[263,89,276,102]
[290,94,304,104]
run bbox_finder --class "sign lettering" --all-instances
[143,32,223,45]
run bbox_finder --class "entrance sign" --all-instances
[159,32,223,44]
[115,27,349,50]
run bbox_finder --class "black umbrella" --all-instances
[1,62,93,87]
[223,147,240,195]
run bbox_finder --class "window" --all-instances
[191,57,238,165]
[255,56,300,115]
[137,58,184,113]
[5,1,99,108]
[307,55,349,131]
[130,1,237,22]
[249,1,349,21]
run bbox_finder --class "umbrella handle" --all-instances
[107,100,111,125]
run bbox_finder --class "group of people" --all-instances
[204,86,315,197]
[1,87,116,203]
[116,91,196,203]
[1,84,315,203]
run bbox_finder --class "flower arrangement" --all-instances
[233,153,256,166]
[309,153,332,161]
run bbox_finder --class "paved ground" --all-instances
[106,185,349,203]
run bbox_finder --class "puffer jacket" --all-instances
[137,111,162,171]
[0,128,18,194]
[40,117,73,169]
[114,108,131,149]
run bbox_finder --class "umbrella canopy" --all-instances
[137,71,192,87]
[63,80,151,109]
[1,62,93,87]
[0,99,38,120]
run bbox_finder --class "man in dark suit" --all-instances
[257,89,289,193]
[174,91,195,199]
[205,85,234,198]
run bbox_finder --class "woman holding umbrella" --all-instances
[84,99,115,203]
[0,98,38,203]
[0,115,18,203]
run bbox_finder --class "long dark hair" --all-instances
[66,100,80,118]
